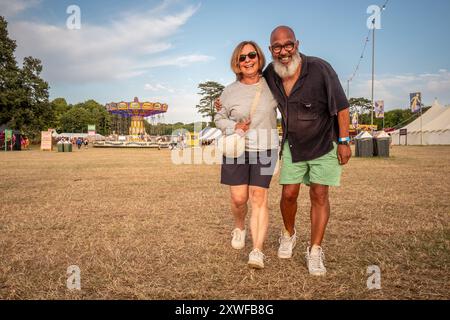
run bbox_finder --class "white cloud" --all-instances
[138,54,215,69]
[172,55,215,67]
[144,83,175,93]
[348,70,450,109]
[8,3,212,83]
[0,0,40,18]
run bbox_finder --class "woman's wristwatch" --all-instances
[338,137,350,145]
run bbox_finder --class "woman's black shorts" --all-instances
[220,149,278,189]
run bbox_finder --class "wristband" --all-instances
[339,137,350,142]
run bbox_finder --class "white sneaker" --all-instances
[305,245,327,276]
[248,249,265,269]
[231,228,246,250]
[277,229,297,259]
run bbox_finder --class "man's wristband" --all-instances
[338,137,350,145]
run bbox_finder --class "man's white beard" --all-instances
[273,51,301,79]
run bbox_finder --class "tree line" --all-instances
[349,97,430,129]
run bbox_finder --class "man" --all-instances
[216,26,351,276]
[265,26,351,276]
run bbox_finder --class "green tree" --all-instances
[0,16,22,127]
[0,16,53,140]
[50,98,70,131]
[348,97,373,125]
[19,56,53,136]
[349,97,372,116]
[196,81,224,126]
[60,100,111,135]
[381,106,430,129]
[348,98,432,129]
[74,100,111,135]
[60,106,91,133]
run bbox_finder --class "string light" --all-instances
[348,29,371,83]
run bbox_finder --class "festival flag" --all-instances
[410,92,422,113]
[352,112,359,129]
[375,100,384,118]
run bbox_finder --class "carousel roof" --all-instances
[105,97,168,117]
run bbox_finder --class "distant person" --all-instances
[21,136,29,150]
[215,40,279,269]
[178,134,184,150]
[76,138,83,149]
[84,138,88,149]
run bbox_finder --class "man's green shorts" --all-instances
[279,142,342,186]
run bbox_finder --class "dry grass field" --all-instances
[0,145,449,300]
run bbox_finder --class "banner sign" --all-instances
[41,131,53,151]
[410,92,422,113]
[5,129,12,140]
[88,125,96,136]
[375,100,384,118]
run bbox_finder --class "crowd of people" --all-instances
[56,136,89,149]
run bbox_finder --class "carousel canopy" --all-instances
[106,97,168,117]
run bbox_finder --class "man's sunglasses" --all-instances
[271,42,295,54]
[239,51,258,62]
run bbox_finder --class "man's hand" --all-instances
[337,144,351,165]
[214,98,222,112]
[235,119,251,133]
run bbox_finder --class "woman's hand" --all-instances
[235,118,251,134]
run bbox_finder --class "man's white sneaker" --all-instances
[248,249,265,269]
[277,229,296,259]
[231,228,246,250]
[305,245,327,276]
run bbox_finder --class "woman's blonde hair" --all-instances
[230,41,266,80]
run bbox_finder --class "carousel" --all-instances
[94,97,170,148]
[106,97,168,136]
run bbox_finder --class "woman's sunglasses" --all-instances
[239,51,258,62]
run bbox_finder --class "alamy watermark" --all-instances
[66,5,81,30]
[366,265,381,290]
[170,122,279,176]
[66,265,81,290]
[367,5,383,30]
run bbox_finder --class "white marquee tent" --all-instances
[199,127,222,141]
[391,99,450,145]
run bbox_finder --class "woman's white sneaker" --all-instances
[231,228,246,250]
[277,229,297,259]
[248,249,265,269]
[305,245,327,276]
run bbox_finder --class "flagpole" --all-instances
[371,22,375,126]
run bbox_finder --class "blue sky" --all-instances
[2,0,450,123]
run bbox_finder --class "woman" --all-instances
[215,41,279,269]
